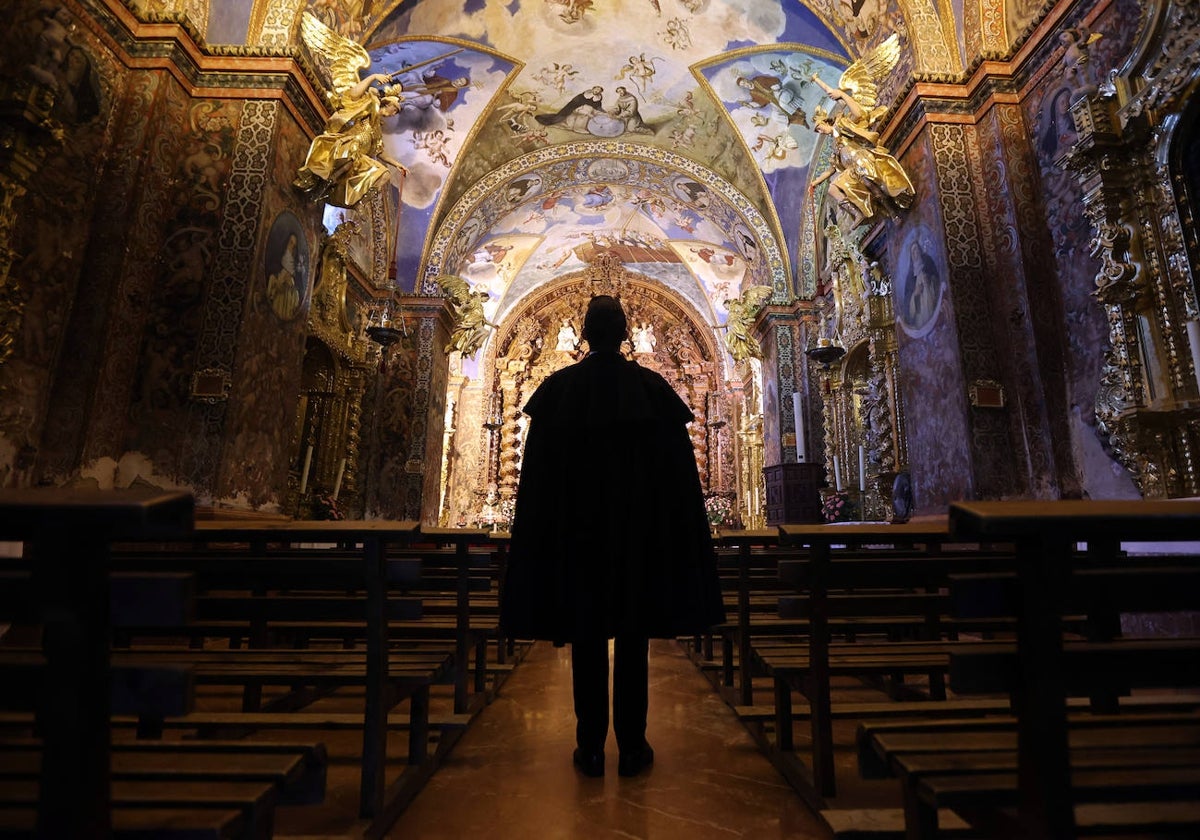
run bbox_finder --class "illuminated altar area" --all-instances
[437,253,768,531]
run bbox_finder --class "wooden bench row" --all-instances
[689,507,1200,838]
[0,489,520,839]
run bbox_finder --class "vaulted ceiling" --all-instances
[289,0,1012,373]
[298,1,859,355]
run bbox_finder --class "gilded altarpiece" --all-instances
[1056,0,1200,499]
[439,257,726,529]
[811,221,906,521]
[276,225,374,516]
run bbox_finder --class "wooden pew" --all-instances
[706,529,783,706]
[753,518,1017,801]
[856,500,1200,839]
[409,527,507,714]
[0,487,195,838]
[161,520,453,827]
[113,528,509,712]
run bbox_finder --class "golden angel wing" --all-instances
[741,284,773,310]
[299,11,371,98]
[434,274,471,303]
[837,32,901,113]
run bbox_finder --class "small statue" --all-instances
[435,274,496,358]
[555,318,579,352]
[1060,26,1104,99]
[633,321,657,354]
[294,12,408,208]
[722,285,773,362]
[809,33,915,231]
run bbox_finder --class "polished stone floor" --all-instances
[383,639,830,839]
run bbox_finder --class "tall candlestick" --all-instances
[792,391,806,462]
[1188,321,1200,396]
[858,445,866,492]
[299,445,313,494]
[332,458,347,500]
[832,455,843,492]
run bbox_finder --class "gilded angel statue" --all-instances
[294,12,408,209]
[809,33,915,230]
[435,274,496,358]
[722,285,773,362]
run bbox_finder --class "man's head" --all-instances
[582,295,627,351]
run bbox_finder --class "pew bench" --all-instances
[758,520,1025,801]
[0,488,197,837]
[856,500,1200,839]
[856,714,1200,839]
[0,737,327,840]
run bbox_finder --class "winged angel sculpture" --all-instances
[294,12,407,210]
[809,34,914,231]
[723,285,773,363]
[434,275,496,358]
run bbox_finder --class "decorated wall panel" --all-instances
[1020,0,1146,500]
[0,0,118,486]
[892,130,973,512]
[218,106,326,509]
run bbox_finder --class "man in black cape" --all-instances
[500,295,725,778]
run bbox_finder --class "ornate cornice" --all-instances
[84,0,327,130]
[882,0,1105,154]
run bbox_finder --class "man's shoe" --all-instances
[617,743,654,777]
[573,748,604,777]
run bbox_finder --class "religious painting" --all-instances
[1036,85,1077,160]
[830,0,886,46]
[894,224,944,338]
[701,47,839,175]
[672,176,712,209]
[264,211,310,322]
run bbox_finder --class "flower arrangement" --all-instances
[704,493,736,529]
[311,493,344,521]
[821,490,857,523]
[476,497,516,531]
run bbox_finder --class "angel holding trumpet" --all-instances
[722,285,773,363]
[808,33,914,231]
[293,12,408,210]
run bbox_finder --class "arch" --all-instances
[420,141,790,299]
[438,256,734,527]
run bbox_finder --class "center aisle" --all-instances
[386,639,829,839]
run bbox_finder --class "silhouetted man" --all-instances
[500,295,725,777]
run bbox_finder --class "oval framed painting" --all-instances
[264,211,310,321]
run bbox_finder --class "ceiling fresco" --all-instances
[303,0,913,372]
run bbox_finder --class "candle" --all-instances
[1188,321,1200,395]
[792,391,806,462]
[858,445,866,492]
[299,445,313,494]
[332,458,347,500]
[832,455,843,492]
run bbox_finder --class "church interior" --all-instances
[2,0,1200,837]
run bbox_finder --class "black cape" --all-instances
[499,352,726,641]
